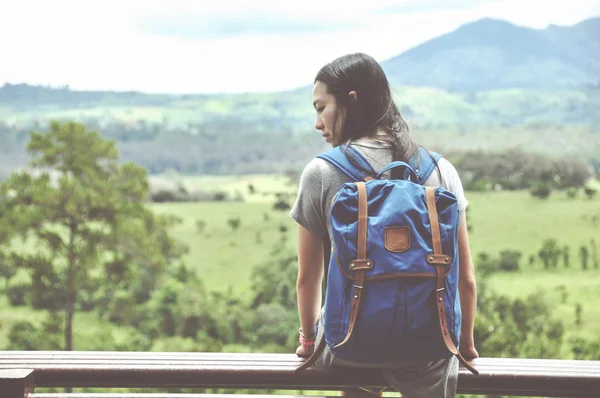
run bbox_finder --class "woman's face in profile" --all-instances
[312,81,344,147]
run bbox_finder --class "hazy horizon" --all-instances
[1,0,599,95]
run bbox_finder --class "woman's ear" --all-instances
[348,91,357,103]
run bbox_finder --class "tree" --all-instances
[0,121,185,351]
[538,239,561,269]
[251,239,297,310]
[562,246,570,268]
[591,239,599,269]
[474,287,565,359]
[0,192,17,289]
[575,304,583,326]
[580,246,590,270]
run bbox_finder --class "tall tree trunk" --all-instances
[64,296,74,394]
[66,221,76,352]
[65,296,74,351]
[64,222,78,395]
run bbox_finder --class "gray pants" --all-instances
[313,311,458,398]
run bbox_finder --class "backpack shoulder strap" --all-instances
[410,147,442,185]
[316,145,374,182]
[315,145,373,314]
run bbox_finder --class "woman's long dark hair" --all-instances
[315,53,420,179]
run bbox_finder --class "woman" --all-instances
[289,53,478,397]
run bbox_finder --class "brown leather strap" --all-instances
[294,336,327,373]
[334,181,368,349]
[434,261,478,375]
[425,187,443,256]
[334,269,365,348]
[426,188,479,375]
[357,181,368,259]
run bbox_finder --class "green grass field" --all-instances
[151,200,297,295]
[1,174,599,355]
[148,184,600,294]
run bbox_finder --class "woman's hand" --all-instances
[296,343,314,357]
[460,344,479,361]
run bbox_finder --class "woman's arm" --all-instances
[457,210,479,360]
[295,224,325,356]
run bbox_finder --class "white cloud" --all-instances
[0,0,598,93]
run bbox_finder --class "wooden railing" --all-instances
[1,351,600,397]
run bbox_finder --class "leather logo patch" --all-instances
[385,227,410,253]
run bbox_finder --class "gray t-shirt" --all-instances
[290,139,468,239]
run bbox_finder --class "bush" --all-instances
[213,191,229,201]
[151,189,230,203]
[530,182,551,199]
[570,336,600,360]
[107,290,139,325]
[251,303,296,348]
[498,249,522,272]
[475,252,498,276]
[7,321,39,350]
[227,217,241,231]
[273,199,291,211]
[584,186,598,199]
[7,314,64,351]
[7,282,28,306]
[151,190,177,203]
[151,336,207,352]
[195,219,206,234]
[566,187,578,199]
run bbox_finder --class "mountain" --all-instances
[381,17,600,91]
[1,17,599,130]
[2,17,600,176]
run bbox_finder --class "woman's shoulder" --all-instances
[422,155,462,189]
[436,157,460,177]
[433,156,469,211]
[300,157,331,179]
[298,156,348,189]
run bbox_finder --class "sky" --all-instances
[1,0,599,94]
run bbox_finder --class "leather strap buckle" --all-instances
[349,259,374,270]
[427,254,452,265]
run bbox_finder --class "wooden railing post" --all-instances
[0,369,35,398]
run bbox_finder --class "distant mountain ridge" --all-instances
[1,17,599,129]
[381,17,600,91]
[1,17,600,177]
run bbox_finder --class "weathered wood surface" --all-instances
[1,351,599,397]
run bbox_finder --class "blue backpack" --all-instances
[297,145,478,375]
